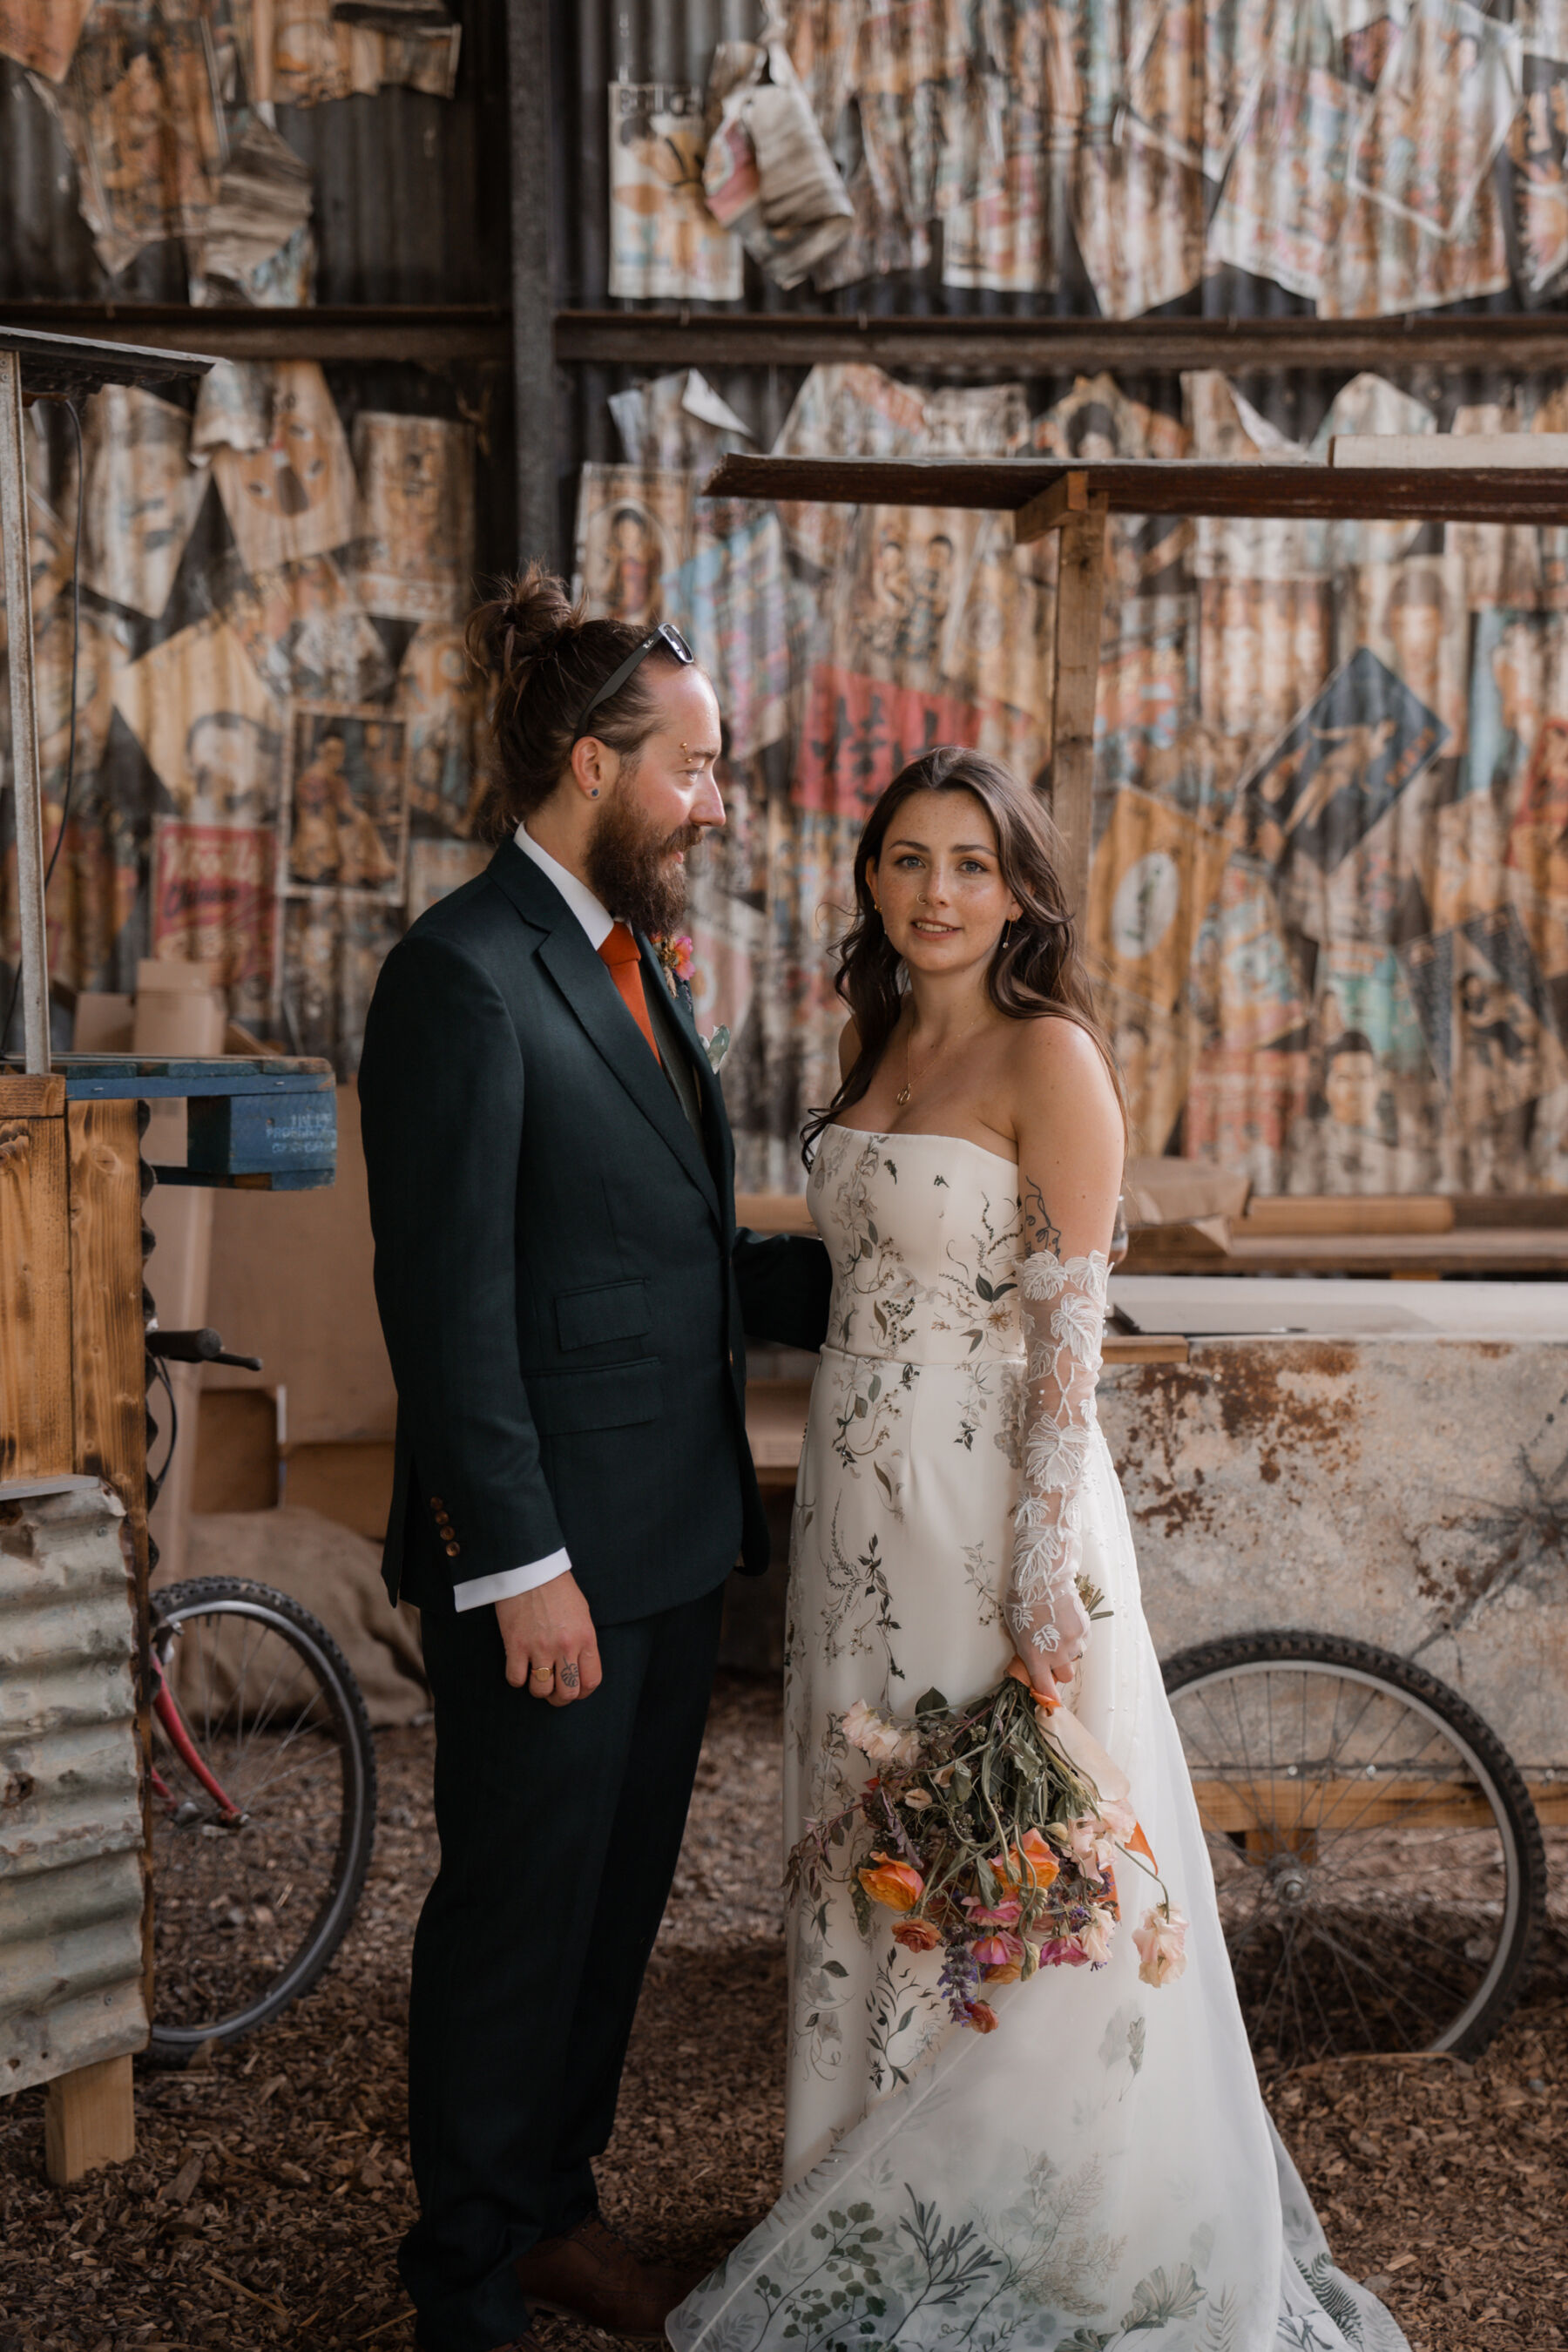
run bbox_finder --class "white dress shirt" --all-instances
[449,825,614,1612]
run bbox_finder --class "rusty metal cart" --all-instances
[716,446,1568,2072]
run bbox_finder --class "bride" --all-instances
[669,749,1407,2352]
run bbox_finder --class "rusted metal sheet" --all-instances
[1100,1334,1568,1783]
[0,1477,146,2097]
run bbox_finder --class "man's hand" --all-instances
[496,1571,602,1707]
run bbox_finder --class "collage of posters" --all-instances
[573,356,1568,1197]
[733,0,1568,319]
[0,366,477,1077]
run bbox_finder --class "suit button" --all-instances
[430,1496,444,1510]
[444,1542,461,1558]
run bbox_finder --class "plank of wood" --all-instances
[1242,1193,1455,1237]
[1012,468,1088,542]
[1050,496,1109,918]
[1102,1333,1188,1365]
[1330,432,1568,469]
[68,1100,147,1532]
[0,1109,74,1479]
[1123,1227,1568,1274]
[44,2055,136,2184]
[0,1073,65,1114]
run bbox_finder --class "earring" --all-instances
[589,787,599,798]
[1001,920,1011,949]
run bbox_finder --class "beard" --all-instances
[585,779,703,937]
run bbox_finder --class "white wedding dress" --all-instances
[668,1126,1409,2352]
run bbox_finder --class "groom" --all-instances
[359,585,831,2352]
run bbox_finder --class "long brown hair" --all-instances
[464,560,688,841]
[802,746,1122,1163]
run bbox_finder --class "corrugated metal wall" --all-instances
[0,1481,146,2094]
[548,2,1568,1197]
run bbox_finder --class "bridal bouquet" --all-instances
[785,1659,1186,2034]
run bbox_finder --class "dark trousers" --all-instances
[400,1582,726,2352]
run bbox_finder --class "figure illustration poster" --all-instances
[151,821,278,1026]
[1240,648,1448,878]
[112,616,286,828]
[1086,788,1230,1015]
[575,468,691,629]
[351,413,476,626]
[284,706,407,901]
[213,363,357,575]
[608,82,742,300]
[79,386,207,620]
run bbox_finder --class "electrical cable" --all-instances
[3,396,84,1052]
[146,1353,179,1501]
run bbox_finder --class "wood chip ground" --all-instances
[2,1676,1564,2351]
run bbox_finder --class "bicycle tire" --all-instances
[145,1577,378,2065]
[1162,1628,1546,2062]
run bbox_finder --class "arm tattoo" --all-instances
[559,1662,579,1691]
[1022,1178,1062,1257]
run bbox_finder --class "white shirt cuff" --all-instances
[451,1547,572,1612]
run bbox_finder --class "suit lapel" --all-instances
[640,937,736,1231]
[487,843,720,1215]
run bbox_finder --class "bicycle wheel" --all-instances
[146,1577,377,2065]
[1163,1629,1545,2072]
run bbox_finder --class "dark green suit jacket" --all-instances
[357,840,832,1622]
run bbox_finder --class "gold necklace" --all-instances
[895,1010,984,1111]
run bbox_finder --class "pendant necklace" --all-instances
[896,1010,983,1111]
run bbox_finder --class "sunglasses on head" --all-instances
[571,622,694,746]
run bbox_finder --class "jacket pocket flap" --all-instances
[527,1358,661,1436]
[555,1279,652,1352]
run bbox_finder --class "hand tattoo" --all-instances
[560,1663,579,1690]
[1022,1177,1062,1256]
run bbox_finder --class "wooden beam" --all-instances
[705,452,1568,524]
[560,306,1568,377]
[44,2055,136,2185]
[1013,470,1088,542]
[1048,496,1109,920]
[0,304,509,366]
[0,1103,74,1479]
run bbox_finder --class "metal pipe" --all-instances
[510,0,559,566]
[0,349,50,1075]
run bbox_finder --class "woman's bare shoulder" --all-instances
[1005,1013,1121,1133]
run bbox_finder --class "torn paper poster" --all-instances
[668,501,790,765]
[112,615,287,827]
[609,81,742,300]
[151,820,278,1024]
[285,706,408,900]
[1498,28,1568,296]
[942,128,1058,293]
[406,838,490,923]
[1087,788,1229,1015]
[1099,981,1193,1157]
[1207,64,1362,305]
[191,360,271,461]
[1070,125,1204,319]
[80,386,207,620]
[213,362,357,573]
[0,0,95,80]
[1198,577,1336,756]
[1239,648,1448,882]
[608,370,753,471]
[1345,555,1470,755]
[575,470,691,628]
[350,412,476,626]
[221,553,397,707]
[703,38,853,287]
[1349,0,1520,239]
[189,117,314,306]
[31,2,227,277]
[940,511,1055,725]
[1319,154,1513,316]
[829,504,982,696]
[399,622,482,838]
[271,0,459,104]
[279,888,402,1073]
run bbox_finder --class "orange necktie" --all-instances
[598,923,663,1065]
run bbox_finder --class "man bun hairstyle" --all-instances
[465,560,682,841]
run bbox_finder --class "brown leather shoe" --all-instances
[515,2212,705,2339]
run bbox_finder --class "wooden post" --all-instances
[44,2055,136,2185]
[1044,494,1109,920]
[0,1074,73,1479]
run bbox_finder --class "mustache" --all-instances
[663,821,703,855]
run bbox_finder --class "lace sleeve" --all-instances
[1006,1243,1110,1696]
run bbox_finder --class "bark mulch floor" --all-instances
[1,1675,1564,2352]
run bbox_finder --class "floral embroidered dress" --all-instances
[667,1127,1408,2352]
